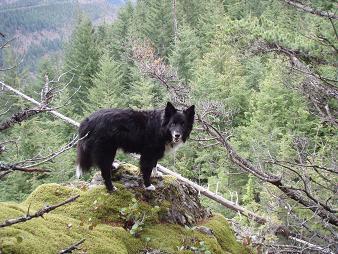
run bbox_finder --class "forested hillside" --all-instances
[0,0,122,72]
[0,0,337,253]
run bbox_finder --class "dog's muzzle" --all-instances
[173,133,182,143]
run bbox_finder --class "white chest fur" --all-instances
[165,141,183,154]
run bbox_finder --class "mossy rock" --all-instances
[0,164,249,253]
[90,163,212,226]
[23,183,159,225]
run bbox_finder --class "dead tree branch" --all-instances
[0,37,15,50]
[281,0,338,20]
[0,134,87,179]
[0,108,47,132]
[20,135,80,169]
[156,163,269,225]
[252,41,338,127]
[0,71,79,132]
[0,162,50,180]
[202,123,338,226]
[0,195,80,228]
[59,239,85,254]
[0,81,80,127]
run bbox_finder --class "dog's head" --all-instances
[163,102,195,143]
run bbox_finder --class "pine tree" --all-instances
[128,69,156,110]
[85,52,125,113]
[63,14,100,116]
[169,24,199,83]
[109,1,134,60]
[137,0,174,57]
[242,176,255,205]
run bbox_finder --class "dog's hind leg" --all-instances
[140,156,158,191]
[94,147,117,193]
[76,141,92,178]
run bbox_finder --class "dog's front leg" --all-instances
[140,155,158,191]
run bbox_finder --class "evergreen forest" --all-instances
[0,0,337,253]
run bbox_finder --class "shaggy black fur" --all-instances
[77,102,195,192]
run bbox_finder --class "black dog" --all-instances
[76,102,195,192]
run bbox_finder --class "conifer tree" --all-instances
[128,69,156,109]
[138,0,173,56]
[85,52,125,113]
[64,14,99,116]
[110,1,134,60]
[170,24,199,83]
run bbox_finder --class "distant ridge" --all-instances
[0,0,123,72]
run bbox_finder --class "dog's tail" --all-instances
[76,120,92,179]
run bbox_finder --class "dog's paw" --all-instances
[145,184,156,191]
[112,162,120,169]
[107,186,118,194]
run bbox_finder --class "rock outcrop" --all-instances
[90,163,212,226]
[0,163,249,254]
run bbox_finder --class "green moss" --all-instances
[163,175,177,187]
[118,163,140,175]
[143,223,227,253]
[1,176,248,253]
[204,214,249,254]
[112,163,141,181]
[24,183,81,207]
[0,203,142,254]
[23,183,136,224]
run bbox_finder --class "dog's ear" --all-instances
[165,102,177,118]
[184,105,195,122]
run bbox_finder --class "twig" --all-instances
[0,37,16,50]
[328,16,338,40]
[59,239,85,254]
[0,57,24,72]
[0,171,11,179]
[0,195,80,228]
[21,134,87,169]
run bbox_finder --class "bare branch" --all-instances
[0,108,48,132]
[0,37,16,50]
[0,195,80,228]
[271,159,338,174]
[0,57,24,72]
[0,81,80,127]
[252,41,338,126]
[0,162,50,173]
[20,134,87,169]
[281,0,338,20]
[0,162,50,179]
[156,163,269,225]
[328,16,338,40]
[59,239,85,254]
